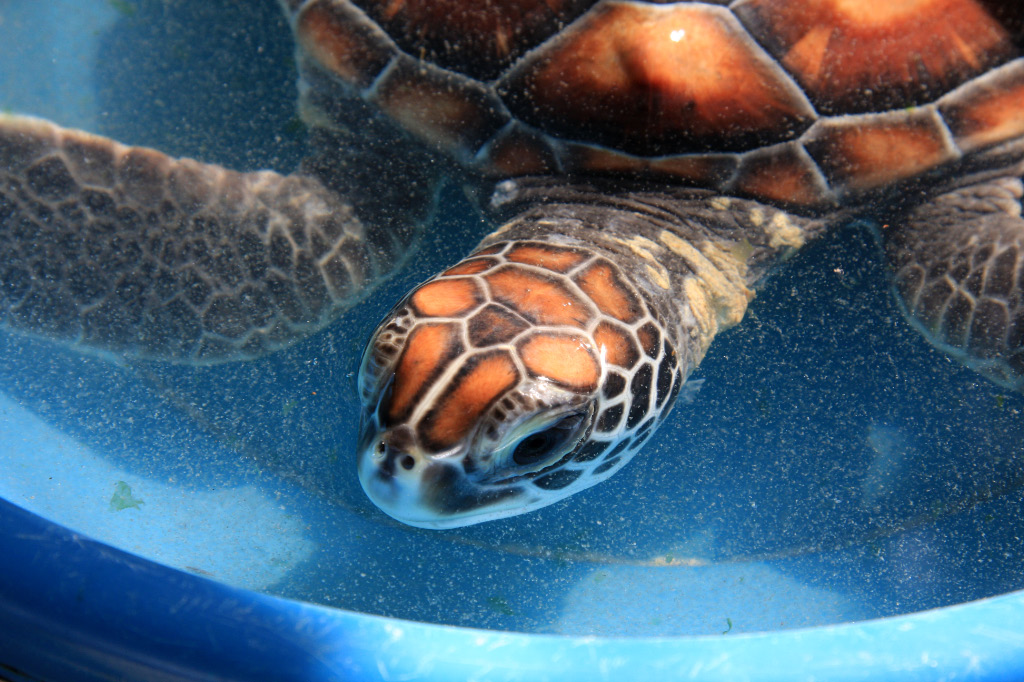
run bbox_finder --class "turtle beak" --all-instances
[357,424,437,527]
[357,423,531,529]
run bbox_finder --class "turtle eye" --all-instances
[512,413,586,467]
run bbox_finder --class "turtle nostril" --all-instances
[373,444,417,476]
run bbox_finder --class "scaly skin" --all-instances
[0,112,440,363]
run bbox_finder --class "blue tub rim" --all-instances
[1,495,1022,682]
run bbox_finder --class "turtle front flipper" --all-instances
[885,161,1024,391]
[0,114,439,363]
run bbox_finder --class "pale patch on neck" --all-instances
[659,230,754,329]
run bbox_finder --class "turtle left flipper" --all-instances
[885,154,1024,391]
[0,113,440,363]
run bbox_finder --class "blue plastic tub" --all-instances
[2,1,1024,679]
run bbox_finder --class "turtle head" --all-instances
[356,241,686,529]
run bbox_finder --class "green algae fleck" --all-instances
[109,480,144,511]
[486,596,516,617]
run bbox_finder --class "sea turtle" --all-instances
[1,1,1023,529]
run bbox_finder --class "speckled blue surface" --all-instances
[2,1,1024,679]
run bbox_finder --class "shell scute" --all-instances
[478,125,560,177]
[517,332,600,392]
[370,56,509,157]
[647,153,738,188]
[419,350,521,451]
[484,265,593,327]
[731,142,832,206]
[734,0,1020,114]
[410,277,483,317]
[351,0,595,80]
[939,59,1024,153]
[294,0,1024,208]
[506,242,589,273]
[296,0,396,89]
[498,1,816,156]
[574,259,644,324]
[387,322,463,423]
[803,109,959,194]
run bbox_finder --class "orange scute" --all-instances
[481,127,558,176]
[941,63,1024,152]
[637,322,661,358]
[593,321,640,369]
[295,0,393,88]
[473,244,507,256]
[735,0,1016,113]
[518,334,600,392]
[444,258,497,276]
[732,144,829,206]
[485,266,592,327]
[421,351,520,450]
[355,0,589,79]
[506,242,588,273]
[807,112,957,192]
[388,323,461,422]
[468,304,530,347]
[410,277,483,317]
[502,2,814,155]
[574,261,643,324]
[373,61,505,154]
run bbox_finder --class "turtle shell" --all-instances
[292,0,1024,207]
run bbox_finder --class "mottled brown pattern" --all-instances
[805,112,958,193]
[296,0,395,88]
[352,0,595,80]
[940,61,1024,152]
[735,0,1019,113]
[500,2,815,155]
[0,115,439,362]
[468,304,530,347]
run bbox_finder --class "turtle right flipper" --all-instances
[885,157,1024,391]
[0,113,440,364]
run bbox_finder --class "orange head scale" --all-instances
[357,240,689,528]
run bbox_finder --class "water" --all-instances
[2,0,1023,638]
